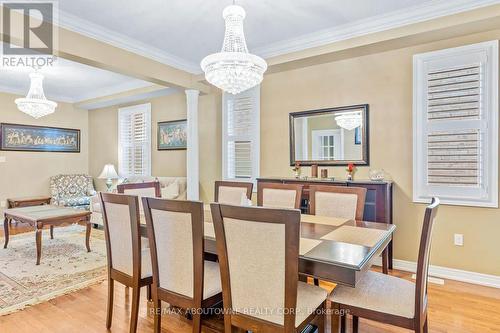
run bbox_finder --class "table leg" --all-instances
[85,219,91,252]
[388,240,393,269]
[50,225,54,239]
[382,248,389,274]
[36,225,42,265]
[3,217,9,248]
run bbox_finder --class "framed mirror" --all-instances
[289,104,369,166]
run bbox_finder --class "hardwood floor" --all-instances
[1,224,500,332]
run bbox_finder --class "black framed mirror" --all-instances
[289,104,369,166]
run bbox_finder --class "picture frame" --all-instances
[0,123,80,153]
[157,119,187,150]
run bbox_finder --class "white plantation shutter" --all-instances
[118,103,151,177]
[413,41,498,207]
[223,86,260,184]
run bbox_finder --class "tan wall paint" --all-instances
[88,91,221,201]
[0,92,89,205]
[260,29,500,276]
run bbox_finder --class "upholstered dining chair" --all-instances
[142,198,223,333]
[330,197,440,333]
[214,180,253,205]
[99,192,153,333]
[117,181,161,202]
[257,182,303,209]
[308,185,367,221]
[211,203,327,333]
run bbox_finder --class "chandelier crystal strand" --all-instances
[15,72,57,119]
[201,5,267,95]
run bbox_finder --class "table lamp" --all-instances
[98,164,119,192]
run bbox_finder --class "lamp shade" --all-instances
[98,164,119,179]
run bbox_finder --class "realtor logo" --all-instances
[1,1,57,68]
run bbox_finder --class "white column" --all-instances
[185,89,200,200]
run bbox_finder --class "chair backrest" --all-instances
[211,204,300,331]
[215,181,253,205]
[117,181,161,198]
[99,192,142,279]
[142,198,204,302]
[309,185,367,220]
[414,197,440,325]
[257,182,303,209]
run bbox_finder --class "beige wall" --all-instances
[0,92,89,205]
[260,29,500,276]
[88,91,221,199]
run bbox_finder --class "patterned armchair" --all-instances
[50,174,96,210]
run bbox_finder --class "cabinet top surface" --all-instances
[257,177,393,185]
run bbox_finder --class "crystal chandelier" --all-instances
[15,72,57,119]
[200,4,267,95]
[335,112,362,131]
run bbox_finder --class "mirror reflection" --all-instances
[290,105,369,166]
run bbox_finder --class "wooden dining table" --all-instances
[139,205,395,288]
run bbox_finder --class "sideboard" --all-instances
[257,177,394,268]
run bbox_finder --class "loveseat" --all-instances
[90,176,187,226]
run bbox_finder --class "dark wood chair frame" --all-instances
[117,181,162,197]
[142,198,222,333]
[211,203,326,333]
[214,180,254,203]
[257,182,303,209]
[99,192,153,333]
[308,185,367,221]
[331,197,440,333]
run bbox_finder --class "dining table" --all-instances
[139,204,395,333]
[139,205,396,288]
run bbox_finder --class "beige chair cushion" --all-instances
[262,188,297,209]
[104,202,133,275]
[150,209,222,300]
[218,186,248,205]
[315,192,358,220]
[330,271,415,319]
[223,217,326,327]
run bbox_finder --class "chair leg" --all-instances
[106,278,114,329]
[352,315,359,333]
[340,315,346,333]
[314,278,320,286]
[129,286,141,333]
[331,309,340,333]
[153,297,161,333]
[192,312,202,333]
[223,311,232,333]
[422,317,429,333]
[147,284,152,301]
[315,302,325,333]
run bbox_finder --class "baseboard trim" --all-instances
[373,258,500,289]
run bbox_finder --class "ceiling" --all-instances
[0,56,154,103]
[57,0,499,73]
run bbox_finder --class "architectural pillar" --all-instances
[185,89,200,200]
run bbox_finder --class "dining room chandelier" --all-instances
[335,112,362,131]
[200,4,267,95]
[15,72,57,119]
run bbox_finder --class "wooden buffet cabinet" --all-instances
[257,177,394,268]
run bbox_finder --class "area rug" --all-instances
[0,225,107,316]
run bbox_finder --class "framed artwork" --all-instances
[157,119,187,150]
[0,123,80,152]
[354,126,362,145]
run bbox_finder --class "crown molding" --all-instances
[253,0,500,59]
[57,10,202,74]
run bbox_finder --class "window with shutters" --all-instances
[118,103,151,177]
[413,41,498,207]
[222,86,260,185]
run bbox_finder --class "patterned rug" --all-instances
[0,225,107,315]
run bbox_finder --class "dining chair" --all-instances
[214,180,253,205]
[330,197,440,333]
[257,182,303,209]
[308,185,367,221]
[99,192,153,333]
[142,197,223,333]
[211,203,327,333]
